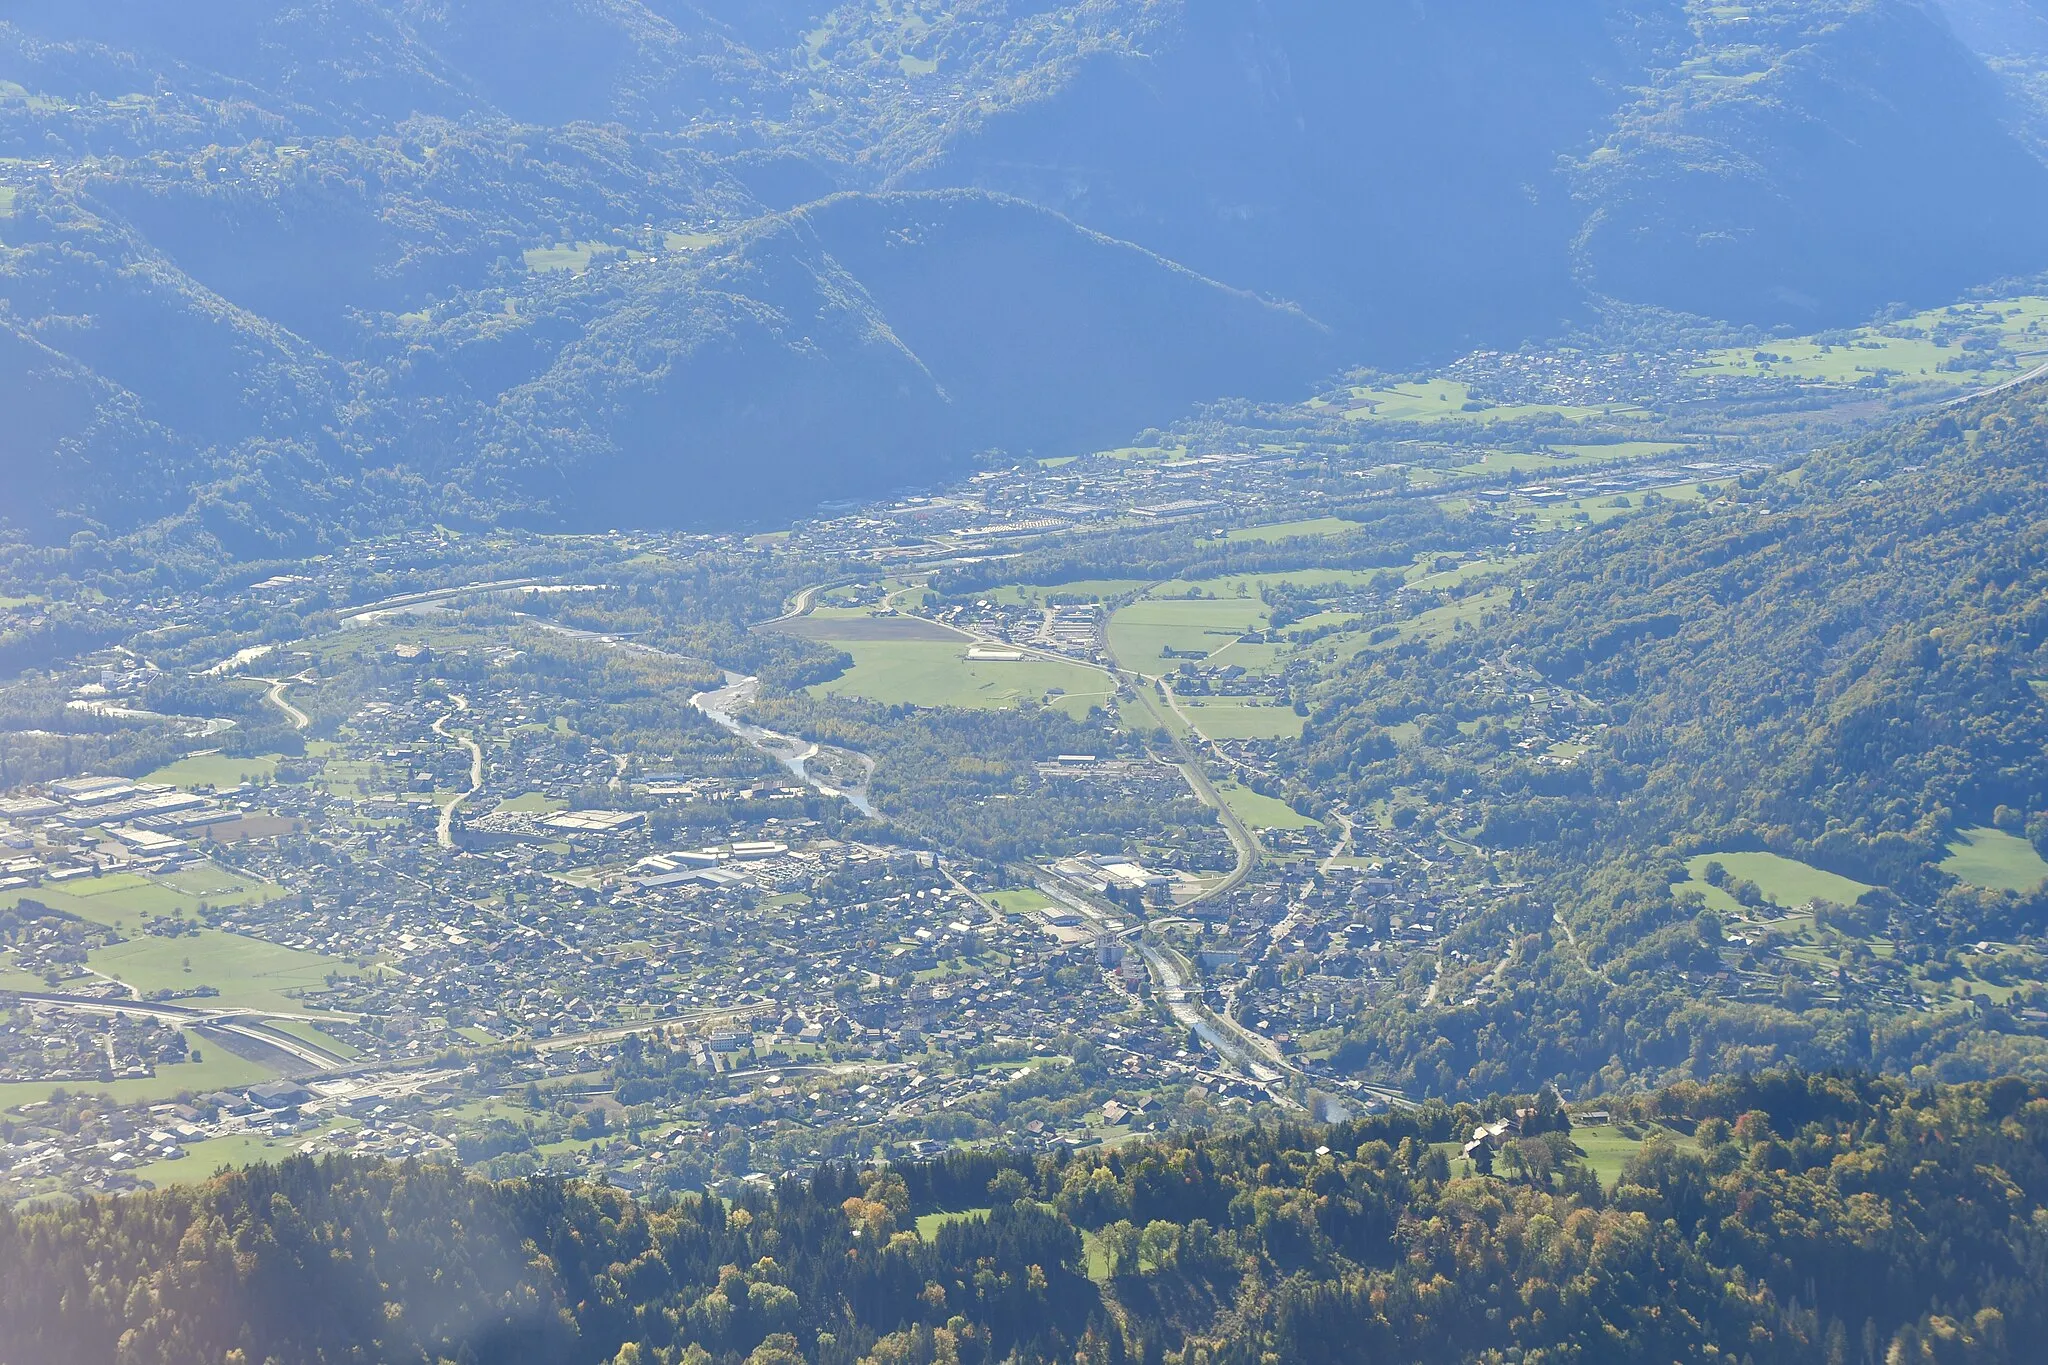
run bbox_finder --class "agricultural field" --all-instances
[1570,1123,1696,1185]
[1108,595,1266,668]
[1326,378,1634,424]
[1691,296,2048,389]
[523,241,635,274]
[811,640,1112,718]
[1213,780,1318,831]
[1321,586,1512,662]
[1403,553,1532,590]
[984,889,1056,915]
[91,931,356,1016]
[0,1031,277,1113]
[1178,698,1305,741]
[1942,827,2048,893]
[771,612,963,642]
[1496,476,1727,532]
[134,1124,338,1189]
[494,791,570,815]
[982,579,1149,607]
[1676,852,1874,914]
[1,866,278,932]
[1431,1121,1693,1187]
[0,865,355,1015]
[144,753,280,789]
[914,1207,991,1240]
[1447,442,1688,479]
[1222,517,1361,543]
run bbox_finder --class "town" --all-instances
[1,317,2026,1207]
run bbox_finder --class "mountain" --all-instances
[908,0,2048,348]
[442,189,1337,529]
[1296,388,2048,1095]
[897,0,1629,356]
[6,0,2048,547]
[1572,0,2048,323]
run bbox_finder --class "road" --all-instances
[11,992,356,1068]
[1553,910,1611,984]
[1148,676,1261,907]
[1946,359,2048,407]
[341,577,548,626]
[757,577,860,629]
[254,674,311,730]
[209,1018,354,1069]
[432,695,482,850]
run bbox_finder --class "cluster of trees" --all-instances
[3,1070,2043,1363]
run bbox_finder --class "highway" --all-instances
[11,992,357,1068]
[254,673,311,730]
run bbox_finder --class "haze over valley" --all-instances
[6,5,2048,1364]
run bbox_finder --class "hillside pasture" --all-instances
[1943,827,2048,893]
[1678,852,1874,913]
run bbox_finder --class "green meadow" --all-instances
[1213,780,1318,831]
[1942,827,2048,892]
[495,791,570,814]
[523,241,642,273]
[91,932,352,1016]
[984,889,1057,915]
[1333,378,1632,424]
[1678,852,1874,913]
[1448,442,1687,478]
[1222,517,1360,543]
[812,640,1111,718]
[1692,297,2048,388]
[135,1126,334,1187]
[1,866,279,930]
[1107,596,1265,667]
[915,1208,991,1239]
[0,865,354,1015]
[145,753,279,788]
[1178,698,1306,741]
[984,579,1149,606]
[0,1031,277,1113]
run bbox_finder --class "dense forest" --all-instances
[1,1070,2041,1364]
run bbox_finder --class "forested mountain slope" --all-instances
[464,191,1335,528]
[1300,388,2048,1095]
[3,1072,2043,1365]
[1309,392,2048,885]
[5,0,2048,546]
